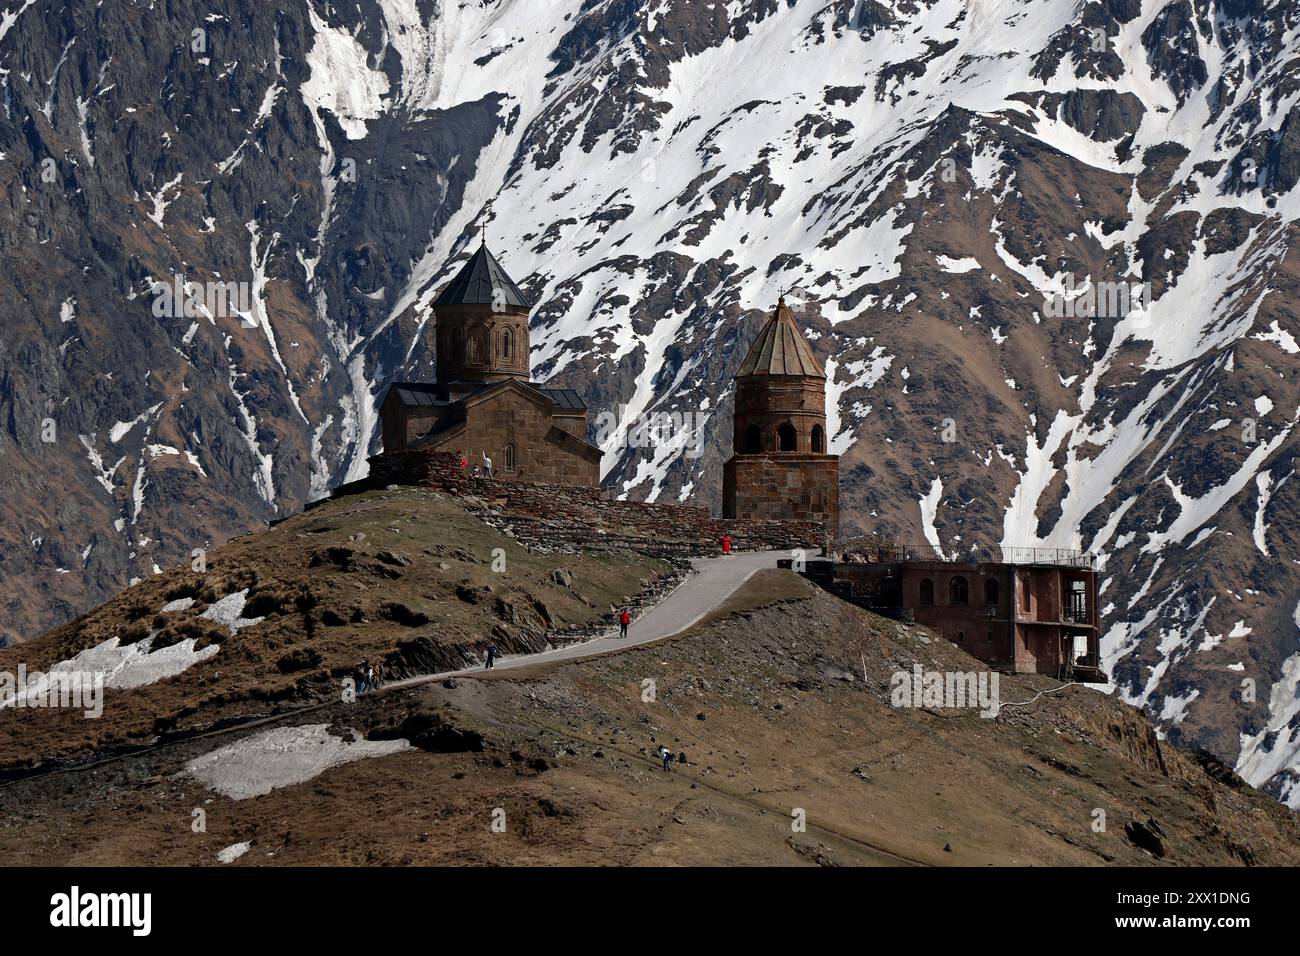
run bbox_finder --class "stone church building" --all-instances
[722,298,840,531]
[378,243,601,486]
[375,249,840,531]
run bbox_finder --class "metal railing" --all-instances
[860,544,1095,569]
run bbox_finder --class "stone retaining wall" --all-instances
[357,448,830,559]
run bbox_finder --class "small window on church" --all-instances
[504,443,516,471]
[778,422,797,451]
[811,424,824,453]
[502,328,512,360]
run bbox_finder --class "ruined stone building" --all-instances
[376,243,601,487]
[722,298,840,531]
[801,548,1103,681]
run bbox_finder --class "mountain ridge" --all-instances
[1,0,1299,805]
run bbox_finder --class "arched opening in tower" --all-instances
[778,422,797,451]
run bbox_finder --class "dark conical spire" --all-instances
[736,298,825,378]
[434,242,531,309]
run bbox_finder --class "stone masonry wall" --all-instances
[426,388,599,488]
[358,448,828,559]
[723,453,839,532]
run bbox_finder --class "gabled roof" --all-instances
[386,379,586,415]
[383,381,470,408]
[434,242,531,309]
[736,298,825,378]
[406,379,595,453]
[385,381,508,408]
[532,385,586,411]
[384,382,448,407]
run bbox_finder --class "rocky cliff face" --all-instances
[1,0,1299,805]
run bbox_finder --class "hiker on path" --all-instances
[619,608,631,639]
[356,660,370,693]
[721,534,732,554]
[371,661,383,690]
[482,451,493,478]
[485,643,497,669]
[659,745,673,772]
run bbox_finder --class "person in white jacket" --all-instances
[482,451,493,478]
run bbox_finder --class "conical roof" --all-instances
[434,242,530,309]
[735,299,824,378]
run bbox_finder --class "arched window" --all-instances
[949,575,969,605]
[778,421,797,451]
[919,578,935,606]
[811,424,825,453]
[471,326,489,362]
[501,327,512,360]
[741,423,762,453]
[504,443,515,471]
[984,578,999,606]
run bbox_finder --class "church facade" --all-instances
[375,251,841,530]
[722,298,840,533]
[377,243,601,487]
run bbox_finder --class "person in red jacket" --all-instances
[721,535,732,554]
[619,609,631,639]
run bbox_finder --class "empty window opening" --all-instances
[984,579,999,606]
[950,575,969,605]
[778,422,797,451]
[919,578,935,606]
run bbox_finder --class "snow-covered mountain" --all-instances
[2,0,1299,805]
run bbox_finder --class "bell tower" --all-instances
[434,242,531,384]
[723,298,839,534]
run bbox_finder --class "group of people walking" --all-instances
[355,659,384,693]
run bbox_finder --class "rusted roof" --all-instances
[735,298,825,378]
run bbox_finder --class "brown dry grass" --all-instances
[0,487,668,772]
[2,570,1296,867]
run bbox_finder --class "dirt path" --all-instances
[388,549,783,687]
[0,550,784,788]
